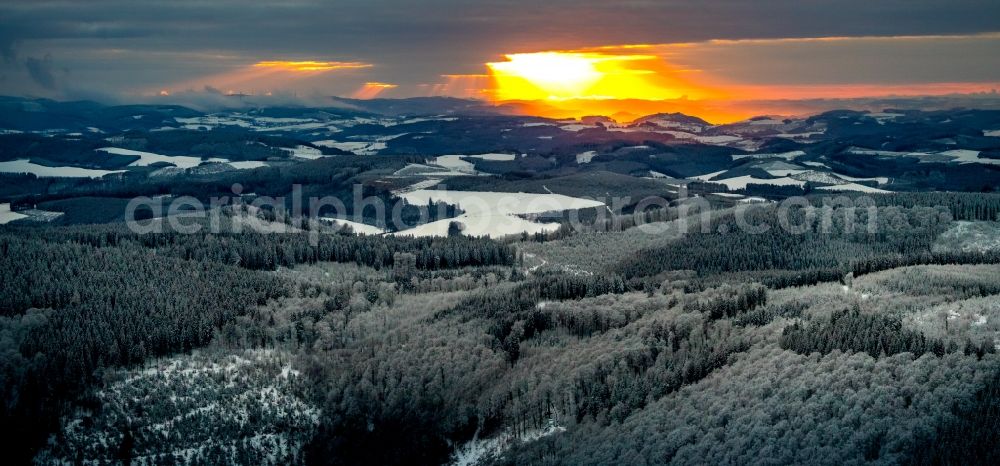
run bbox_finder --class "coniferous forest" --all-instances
[4,189,1000,465]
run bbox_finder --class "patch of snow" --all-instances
[690,170,727,181]
[469,154,516,161]
[695,134,743,144]
[833,173,889,184]
[319,218,386,235]
[984,129,1000,137]
[284,145,326,159]
[393,190,604,238]
[816,183,891,194]
[0,159,126,178]
[393,178,443,193]
[576,151,597,164]
[392,163,469,177]
[0,203,28,224]
[559,124,593,132]
[98,147,225,168]
[713,175,806,190]
[431,154,514,174]
[227,161,269,170]
[940,149,1000,166]
[313,140,386,155]
[848,148,912,156]
[432,155,476,173]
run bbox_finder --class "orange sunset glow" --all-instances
[482,49,742,121]
[486,51,720,102]
[252,60,373,72]
[475,43,1000,123]
[351,82,399,99]
[141,36,1000,124]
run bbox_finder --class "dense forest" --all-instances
[0,224,515,463]
[3,187,1000,465]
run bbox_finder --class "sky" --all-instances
[1,0,999,121]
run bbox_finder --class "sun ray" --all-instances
[351,82,398,99]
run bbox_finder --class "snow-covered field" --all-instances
[712,175,806,190]
[396,178,443,192]
[393,189,604,237]
[98,147,226,168]
[392,163,469,178]
[0,159,126,178]
[319,218,386,235]
[816,183,891,193]
[663,131,743,145]
[313,140,386,155]
[558,123,596,132]
[226,161,270,169]
[283,145,326,159]
[431,153,516,173]
[432,155,477,172]
[939,149,1000,166]
[833,173,890,185]
[0,203,28,224]
[690,170,727,181]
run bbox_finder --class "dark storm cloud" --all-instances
[0,0,998,98]
[24,55,56,90]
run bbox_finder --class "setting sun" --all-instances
[486,50,716,102]
[487,53,605,99]
[484,49,740,121]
